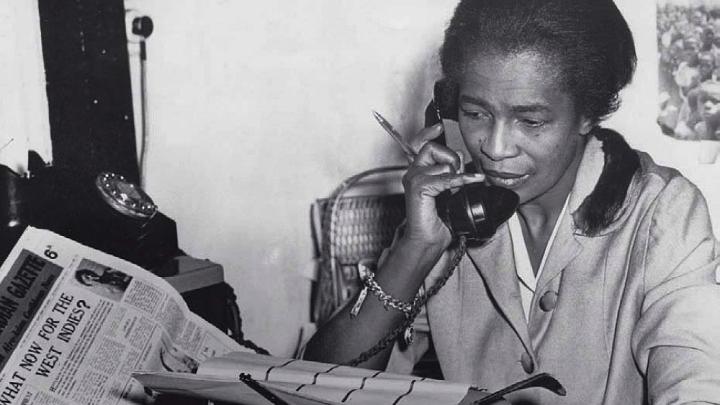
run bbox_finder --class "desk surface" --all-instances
[164,256,224,293]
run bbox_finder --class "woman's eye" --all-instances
[520,118,546,128]
[461,109,491,121]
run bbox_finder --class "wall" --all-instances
[126,0,720,356]
[0,2,51,173]
[125,0,459,355]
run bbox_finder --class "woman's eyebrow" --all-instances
[510,104,551,114]
[459,94,491,109]
[459,95,550,113]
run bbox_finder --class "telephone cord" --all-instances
[223,282,271,355]
[344,235,467,367]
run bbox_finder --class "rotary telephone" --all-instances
[429,80,518,245]
[0,153,180,275]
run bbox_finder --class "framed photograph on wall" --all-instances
[657,0,720,162]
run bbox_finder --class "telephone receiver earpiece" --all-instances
[427,79,519,244]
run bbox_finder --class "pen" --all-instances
[371,110,417,161]
[239,373,290,405]
[371,110,463,171]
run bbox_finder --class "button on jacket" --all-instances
[388,131,720,404]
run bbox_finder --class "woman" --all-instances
[75,267,132,292]
[305,0,720,403]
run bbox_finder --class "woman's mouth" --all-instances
[484,169,530,188]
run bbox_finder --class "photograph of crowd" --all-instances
[658,0,720,141]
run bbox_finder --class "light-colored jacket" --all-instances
[388,136,720,404]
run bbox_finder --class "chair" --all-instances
[310,166,406,325]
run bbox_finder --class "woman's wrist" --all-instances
[375,235,447,289]
[394,233,449,261]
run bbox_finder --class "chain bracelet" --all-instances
[358,262,420,316]
[344,236,467,367]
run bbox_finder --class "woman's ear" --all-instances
[579,117,594,136]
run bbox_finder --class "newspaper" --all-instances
[0,226,244,405]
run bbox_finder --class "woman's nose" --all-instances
[480,121,518,161]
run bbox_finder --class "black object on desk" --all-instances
[26,162,180,273]
[0,154,182,275]
[0,166,30,264]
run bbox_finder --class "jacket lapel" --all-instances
[535,135,604,293]
[534,213,583,293]
[466,226,534,352]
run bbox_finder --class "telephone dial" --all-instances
[428,80,519,244]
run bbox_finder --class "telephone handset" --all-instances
[427,80,519,245]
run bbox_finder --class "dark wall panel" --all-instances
[38,0,139,183]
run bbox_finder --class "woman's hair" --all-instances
[440,0,636,124]
[75,269,99,286]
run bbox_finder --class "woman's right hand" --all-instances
[401,124,485,250]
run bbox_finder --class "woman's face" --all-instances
[457,50,591,205]
[80,272,99,285]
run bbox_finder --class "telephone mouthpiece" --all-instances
[472,184,519,229]
[436,183,519,245]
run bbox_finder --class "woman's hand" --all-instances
[401,124,485,249]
